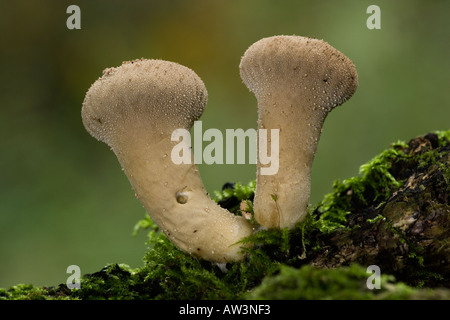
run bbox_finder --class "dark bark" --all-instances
[308,134,450,287]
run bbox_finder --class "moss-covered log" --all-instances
[1,131,449,300]
[307,132,450,287]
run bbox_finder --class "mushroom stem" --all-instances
[240,35,358,229]
[254,89,325,228]
[82,59,253,262]
[115,129,251,262]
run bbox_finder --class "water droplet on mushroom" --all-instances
[176,190,189,204]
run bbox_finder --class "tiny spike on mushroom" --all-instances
[240,35,358,229]
[82,59,253,262]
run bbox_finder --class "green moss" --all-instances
[313,140,408,234]
[436,130,450,146]
[0,284,52,300]
[213,180,256,214]
[245,264,420,300]
[313,130,450,235]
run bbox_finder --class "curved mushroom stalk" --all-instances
[82,59,253,262]
[240,36,358,229]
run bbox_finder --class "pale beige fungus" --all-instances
[240,35,358,229]
[82,59,253,262]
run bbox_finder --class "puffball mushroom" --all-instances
[240,35,358,229]
[82,59,253,262]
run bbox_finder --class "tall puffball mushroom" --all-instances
[240,35,358,229]
[82,59,253,262]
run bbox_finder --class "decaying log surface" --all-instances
[308,133,450,287]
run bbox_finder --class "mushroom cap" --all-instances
[82,59,207,145]
[239,35,358,113]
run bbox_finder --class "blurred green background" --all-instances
[0,0,449,288]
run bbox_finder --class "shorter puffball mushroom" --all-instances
[240,35,358,229]
[82,59,253,262]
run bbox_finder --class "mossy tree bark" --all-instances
[307,133,449,287]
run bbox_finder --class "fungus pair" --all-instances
[82,35,358,262]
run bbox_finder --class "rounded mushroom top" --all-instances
[239,35,358,113]
[82,59,207,144]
